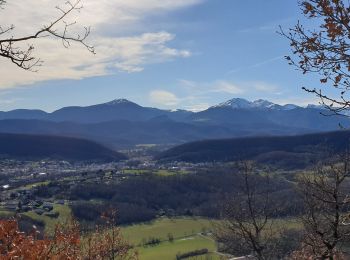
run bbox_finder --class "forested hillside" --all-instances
[157,130,350,168]
[0,133,126,161]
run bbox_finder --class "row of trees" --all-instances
[217,157,350,259]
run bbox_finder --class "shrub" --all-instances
[176,248,209,260]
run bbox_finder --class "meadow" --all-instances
[123,169,191,176]
[121,217,224,260]
[23,204,72,234]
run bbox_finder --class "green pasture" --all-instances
[123,169,191,176]
[121,217,224,260]
[137,235,222,260]
[121,217,216,245]
[23,204,71,234]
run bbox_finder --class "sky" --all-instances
[0,0,323,112]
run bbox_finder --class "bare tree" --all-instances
[280,0,350,115]
[83,209,137,260]
[215,162,280,260]
[294,155,350,259]
[0,0,94,71]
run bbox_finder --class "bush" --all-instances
[143,237,161,247]
[167,233,174,243]
[176,248,209,260]
[0,218,137,259]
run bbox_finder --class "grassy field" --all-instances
[0,209,15,218]
[24,181,50,189]
[155,169,191,176]
[274,218,302,231]
[121,217,224,260]
[123,169,150,175]
[23,204,72,234]
[121,217,303,260]
[122,217,217,245]
[0,204,72,235]
[123,169,191,176]
[137,235,222,260]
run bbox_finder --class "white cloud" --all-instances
[149,90,180,106]
[207,80,279,95]
[0,98,23,105]
[250,81,279,92]
[183,103,210,112]
[210,81,245,94]
[177,79,255,95]
[272,97,319,106]
[145,79,282,111]
[0,0,200,88]
[1,0,203,36]
[178,79,282,97]
[111,32,191,73]
[168,79,283,111]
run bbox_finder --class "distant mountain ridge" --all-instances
[0,98,326,122]
[213,98,304,111]
[0,99,193,123]
[0,98,349,148]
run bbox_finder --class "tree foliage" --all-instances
[281,0,350,114]
[0,214,137,259]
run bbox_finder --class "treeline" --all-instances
[176,249,208,260]
[67,168,302,225]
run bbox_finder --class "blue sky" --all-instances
[0,0,322,112]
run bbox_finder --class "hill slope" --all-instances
[0,133,127,161]
[157,131,350,167]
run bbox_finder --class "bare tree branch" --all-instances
[0,0,94,71]
[295,154,350,258]
[280,0,350,116]
[215,162,284,260]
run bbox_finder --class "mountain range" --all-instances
[0,99,192,123]
[0,98,348,149]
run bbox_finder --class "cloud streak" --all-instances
[228,56,284,75]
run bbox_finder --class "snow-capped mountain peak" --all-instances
[105,99,134,106]
[306,104,326,109]
[215,98,252,109]
[282,104,299,110]
[212,98,300,111]
[251,99,276,109]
